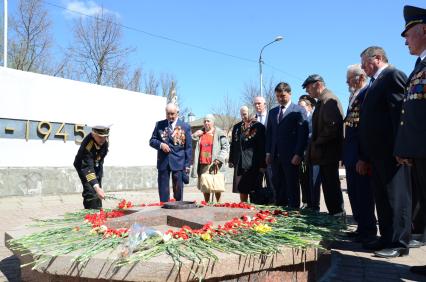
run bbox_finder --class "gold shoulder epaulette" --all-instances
[85,140,93,151]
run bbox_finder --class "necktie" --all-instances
[415,57,421,68]
[278,106,284,123]
[362,77,375,103]
[168,121,173,133]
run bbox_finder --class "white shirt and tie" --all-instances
[168,119,177,133]
[277,100,291,123]
[256,111,268,126]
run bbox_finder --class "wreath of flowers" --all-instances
[8,198,344,272]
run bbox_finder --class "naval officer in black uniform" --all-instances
[74,124,110,209]
[395,5,426,276]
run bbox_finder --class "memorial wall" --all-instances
[0,67,166,196]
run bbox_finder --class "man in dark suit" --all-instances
[265,82,308,208]
[342,64,377,243]
[149,103,192,202]
[302,74,345,216]
[357,46,410,258]
[395,5,426,275]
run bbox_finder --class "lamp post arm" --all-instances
[258,40,276,97]
[258,36,283,98]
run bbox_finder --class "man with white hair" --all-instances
[395,5,426,273]
[149,103,192,202]
[253,96,268,126]
[342,64,377,243]
[253,96,272,194]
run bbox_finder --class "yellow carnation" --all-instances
[200,232,212,241]
[253,224,272,234]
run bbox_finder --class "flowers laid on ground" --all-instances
[7,199,345,271]
[118,199,133,209]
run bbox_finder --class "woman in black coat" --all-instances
[229,106,266,202]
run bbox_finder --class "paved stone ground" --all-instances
[0,182,425,282]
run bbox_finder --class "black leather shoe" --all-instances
[343,231,359,238]
[362,239,386,251]
[408,239,424,248]
[374,247,409,258]
[410,265,426,276]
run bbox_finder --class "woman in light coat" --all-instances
[191,114,229,202]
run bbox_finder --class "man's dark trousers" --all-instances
[272,158,300,208]
[371,158,411,247]
[412,159,426,241]
[158,166,183,202]
[82,182,102,209]
[346,165,376,237]
[320,162,344,215]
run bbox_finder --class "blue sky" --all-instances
[6,0,426,119]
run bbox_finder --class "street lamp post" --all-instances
[259,36,283,97]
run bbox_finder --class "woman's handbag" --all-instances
[249,173,274,205]
[199,172,225,193]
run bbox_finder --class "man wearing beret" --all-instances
[302,74,345,216]
[149,103,192,202]
[395,5,426,275]
[74,124,110,209]
[357,46,410,258]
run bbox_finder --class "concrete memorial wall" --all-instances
[0,67,166,196]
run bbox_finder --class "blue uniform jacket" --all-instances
[149,119,192,171]
[342,87,367,166]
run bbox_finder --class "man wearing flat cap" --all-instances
[150,103,192,202]
[74,124,110,209]
[302,74,345,216]
[395,5,426,275]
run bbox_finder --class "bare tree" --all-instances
[68,9,133,86]
[262,77,278,112]
[143,71,159,95]
[160,73,178,102]
[8,0,52,73]
[126,67,142,92]
[211,94,240,136]
[241,80,259,109]
[242,76,277,113]
[0,24,3,66]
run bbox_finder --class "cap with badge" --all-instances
[302,74,324,89]
[91,124,112,137]
[401,5,426,37]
